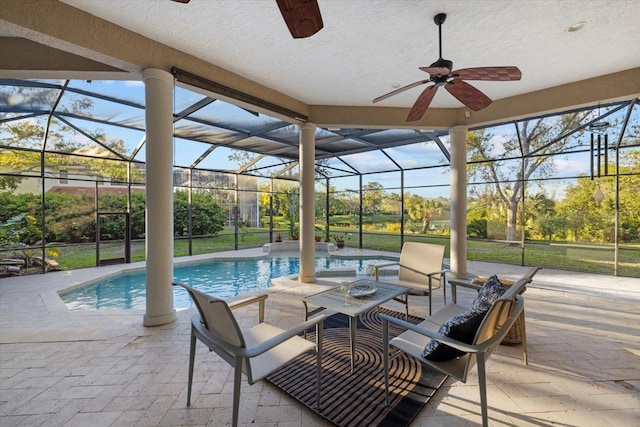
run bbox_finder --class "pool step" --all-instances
[263,241,337,253]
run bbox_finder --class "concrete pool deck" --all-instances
[0,247,396,343]
[1,247,639,426]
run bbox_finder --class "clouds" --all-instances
[552,155,589,177]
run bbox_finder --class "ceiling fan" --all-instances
[171,0,323,39]
[372,13,522,122]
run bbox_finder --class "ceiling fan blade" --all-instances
[170,0,190,3]
[445,79,492,111]
[406,85,439,122]
[275,0,323,39]
[372,79,432,103]
[453,66,522,81]
[418,66,451,76]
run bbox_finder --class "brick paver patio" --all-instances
[1,249,638,426]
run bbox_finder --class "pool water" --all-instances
[59,255,397,310]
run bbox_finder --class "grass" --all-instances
[49,228,640,278]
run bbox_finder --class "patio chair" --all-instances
[449,266,541,365]
[173,282,325,427]
[380,267,539,427]
[373,242,447,316]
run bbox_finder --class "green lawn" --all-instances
[50,229,640,278]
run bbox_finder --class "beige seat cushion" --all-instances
[244,323,316,381]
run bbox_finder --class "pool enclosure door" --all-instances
[96,212,131,266]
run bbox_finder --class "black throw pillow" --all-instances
[421,309,487,361]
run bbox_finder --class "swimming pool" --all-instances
[59,255,398,310]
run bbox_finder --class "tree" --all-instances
[315,183,345,220]
[524,191,556,240]
[173,191,226,236]
[283,188,299,239]
[404,193,444,233]
[556,178,612,242]
[381,191,402,215]
[46,193,95,242]
[556,149,640,243]
[329,190,351,215]
[227,149,258,170]
[467,112,589,242]
[257,180,300,233]
[617,150,640,241]
[0,213,59,267]
[129,192,146,239]
[0,92,139,191]
[0,213,40,246]
[359,182,382,215]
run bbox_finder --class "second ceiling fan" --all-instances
[373,13,522,122]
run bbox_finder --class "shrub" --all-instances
[467,219,487,238]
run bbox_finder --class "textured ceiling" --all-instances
[56,0,640,111]
[0,0,639,175]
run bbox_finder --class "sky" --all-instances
[2,78,637,200]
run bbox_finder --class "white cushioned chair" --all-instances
[374,242,447,315]
[381,267,540,427]
[174,282,325,427]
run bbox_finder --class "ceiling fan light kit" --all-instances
[372,13,522,122]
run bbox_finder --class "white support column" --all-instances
[298,122,316,283]
[449,125,468,279]
[142,68,176,326]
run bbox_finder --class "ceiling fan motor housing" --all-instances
[429,59,453,74]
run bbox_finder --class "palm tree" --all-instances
[405,195,444,234]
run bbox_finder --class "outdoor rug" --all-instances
[266,308,448,427]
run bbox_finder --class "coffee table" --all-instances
[302,279,410,372]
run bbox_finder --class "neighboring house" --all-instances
[174,168,261,227]
[47,185,144,196]
[2,147,260,226]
